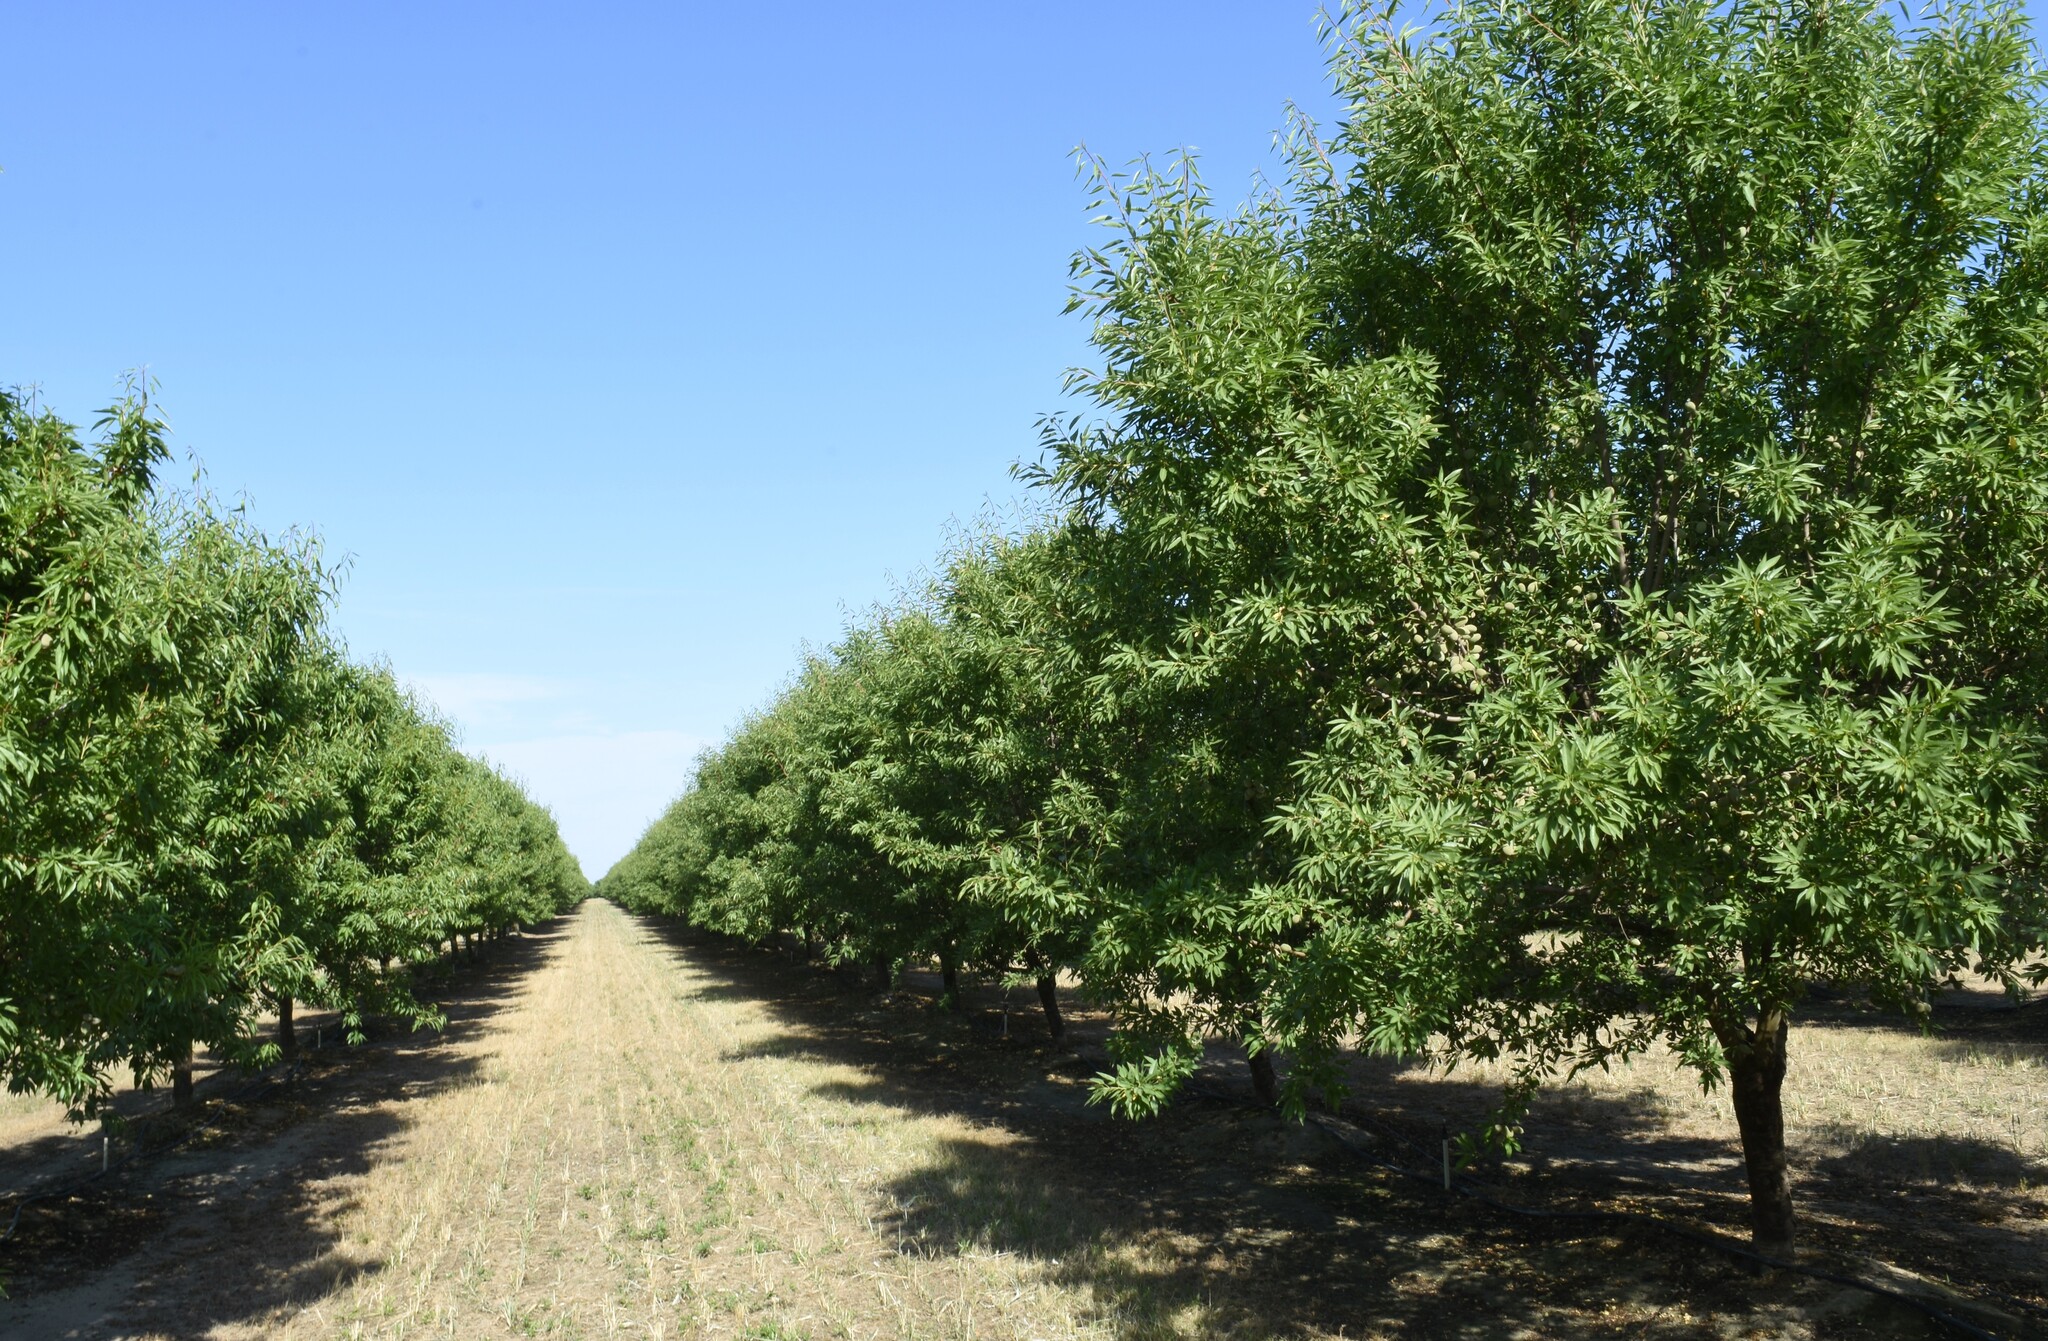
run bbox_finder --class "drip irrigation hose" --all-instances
[0,1048,315,1246]
[1183,1081,2026,1341]
[1305,1113,2009,1341]
[0,938,495,1247]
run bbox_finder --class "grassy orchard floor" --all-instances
[0,901,2038,1340]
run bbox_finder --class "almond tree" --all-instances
[1029,0,2048,1251]
[598,0,2048,1254]
[1256,0,2048,1251]
[1029,155,1443,1111]
[0,385,586,1111]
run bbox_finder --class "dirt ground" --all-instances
[0,899,2040,1340]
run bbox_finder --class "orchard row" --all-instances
[0,386,586,1115]
[601,0,2048,1252]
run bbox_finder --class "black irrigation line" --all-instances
[11,960,2025,1335]
[0,939,533,1256]
[1182,1079,2030,1341]
[1307,1113,2016,1341]
[0,945,525,1251]
[0,1042,330,1246]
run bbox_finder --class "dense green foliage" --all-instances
[603,0,2048,1248]
[0,385,586,1114]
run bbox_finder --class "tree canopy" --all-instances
[603,0,2048,1251]
[0,384,587,1115]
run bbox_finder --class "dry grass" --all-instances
[1301,995,2048,1323]
[237,903,2045,1339]
[4,901,2040,1340]
[1419,1023,2045,1183]
[254,899,1183,1340]
[0,1090,51,1121]
[0,1089,58,1146]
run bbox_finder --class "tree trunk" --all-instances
[1722,1008,1795,1253]
[1247,1048,1279,1108]
[277,994,296,1057]
[874,955,892,992]
[172,1048,194,1108]
[1036,973,1065,1044]
[939,948,963,1014]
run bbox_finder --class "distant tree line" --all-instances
[0,383,587,1117]
[598,0,2048,1251]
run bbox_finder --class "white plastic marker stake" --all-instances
[102,1135,109,1173]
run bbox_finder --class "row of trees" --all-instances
[602,0,2048,1251]
[1,383,586,1117]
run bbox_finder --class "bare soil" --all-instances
[0,900,2039,1340]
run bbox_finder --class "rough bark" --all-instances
[1721,1008,1796,1252]
[939,948,963,1014]
[171,1048,194,1107]
[1036,973,1065,1043]
[277,995,296,1056]
[1247,1048,1280,1108]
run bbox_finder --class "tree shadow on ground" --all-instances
[1800,981,2048,1043]
[633,915,1974,1341]
[1300,1009,2048,1321]
[1809,1129,2040,1195]
[1796,1125,2048,1309]
[0,920,570,1340]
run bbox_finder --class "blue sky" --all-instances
[3,3,1341,876]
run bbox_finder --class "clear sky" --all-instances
[3,3,1343,877]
